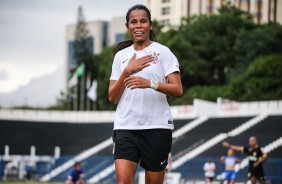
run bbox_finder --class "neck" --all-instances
[133,39,152,50]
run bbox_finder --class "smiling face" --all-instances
[127,9,152,44]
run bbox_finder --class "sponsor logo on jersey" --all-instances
[151,52,160,64]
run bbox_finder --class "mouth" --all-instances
[134,31,144,36]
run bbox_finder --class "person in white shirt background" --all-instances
[204,159,216,184]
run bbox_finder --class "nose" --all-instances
[137,21,141,28]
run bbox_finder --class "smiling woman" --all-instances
[108,4,183,184]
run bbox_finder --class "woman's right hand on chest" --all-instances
[124,53,153,75]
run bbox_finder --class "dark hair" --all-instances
[74,162,81,167]
[113,4,156,56]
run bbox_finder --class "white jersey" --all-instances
[110,42,180,130]
[203,162,216,178]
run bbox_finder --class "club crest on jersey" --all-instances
[151,52,160,64]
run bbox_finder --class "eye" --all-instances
[129,20,137,24]
[141,19,148,23]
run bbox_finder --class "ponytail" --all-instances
[113,40,133,56]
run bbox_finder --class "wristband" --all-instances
[150,80,159,90]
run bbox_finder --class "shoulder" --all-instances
[114,45,132,59]
[152,42,178,67]
[68,169,75,175]
[152,42,172,53]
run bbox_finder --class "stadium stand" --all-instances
[201,115,282,157]
[1,99,282,183]
[171,116,254,156]
[43,118,196,182]
[0,120,113,155]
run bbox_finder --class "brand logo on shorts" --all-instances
[160,160,166,165]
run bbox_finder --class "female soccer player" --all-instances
[108,4,183,184]
[220,149,240,184]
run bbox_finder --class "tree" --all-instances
[233,23,282,77]
[228,55,282,101]
[95,47,116,110]
[159,4,255,91]
[93,4,282,108]
[74,6,94,69]
[72,6,95,110]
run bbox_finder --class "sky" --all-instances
[0,0,145,107]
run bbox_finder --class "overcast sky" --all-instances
[0,0,145,93]
[0,0,145,107]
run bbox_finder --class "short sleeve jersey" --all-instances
[203,162,216,177]
[242,146,266,170]
[68,169,83,183]
[110,42,180,130]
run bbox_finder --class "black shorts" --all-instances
[248,167,266,180]
[113,129,172,172]
[206,177,214,182]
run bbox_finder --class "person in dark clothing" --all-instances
[223,136,267,184]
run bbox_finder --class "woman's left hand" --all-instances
[124,76,150,89]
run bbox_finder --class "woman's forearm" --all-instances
[156,81,183,98]
[108,71,130,105]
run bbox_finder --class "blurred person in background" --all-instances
[66,162,84,184]
[220,149,240,184]
[203,158,216,184]
[109,4,183,184]
[223,136,267,184]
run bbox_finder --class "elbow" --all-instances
[108,95,118,105]
[175,87,183,98]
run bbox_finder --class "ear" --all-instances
[150,25,153,31]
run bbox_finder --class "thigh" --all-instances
[139,129,172,172]
[225,171,231,180]
[145,170,166,184]
[256,168,266,181]
[251,168,266,181]
[231,171,236,180]
[113,130,140,163]
[115,159,138,184]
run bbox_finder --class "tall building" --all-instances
[146,0,282,27]
[65,21,108,91]
[108,16,127,46]
[64,18,128,93]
